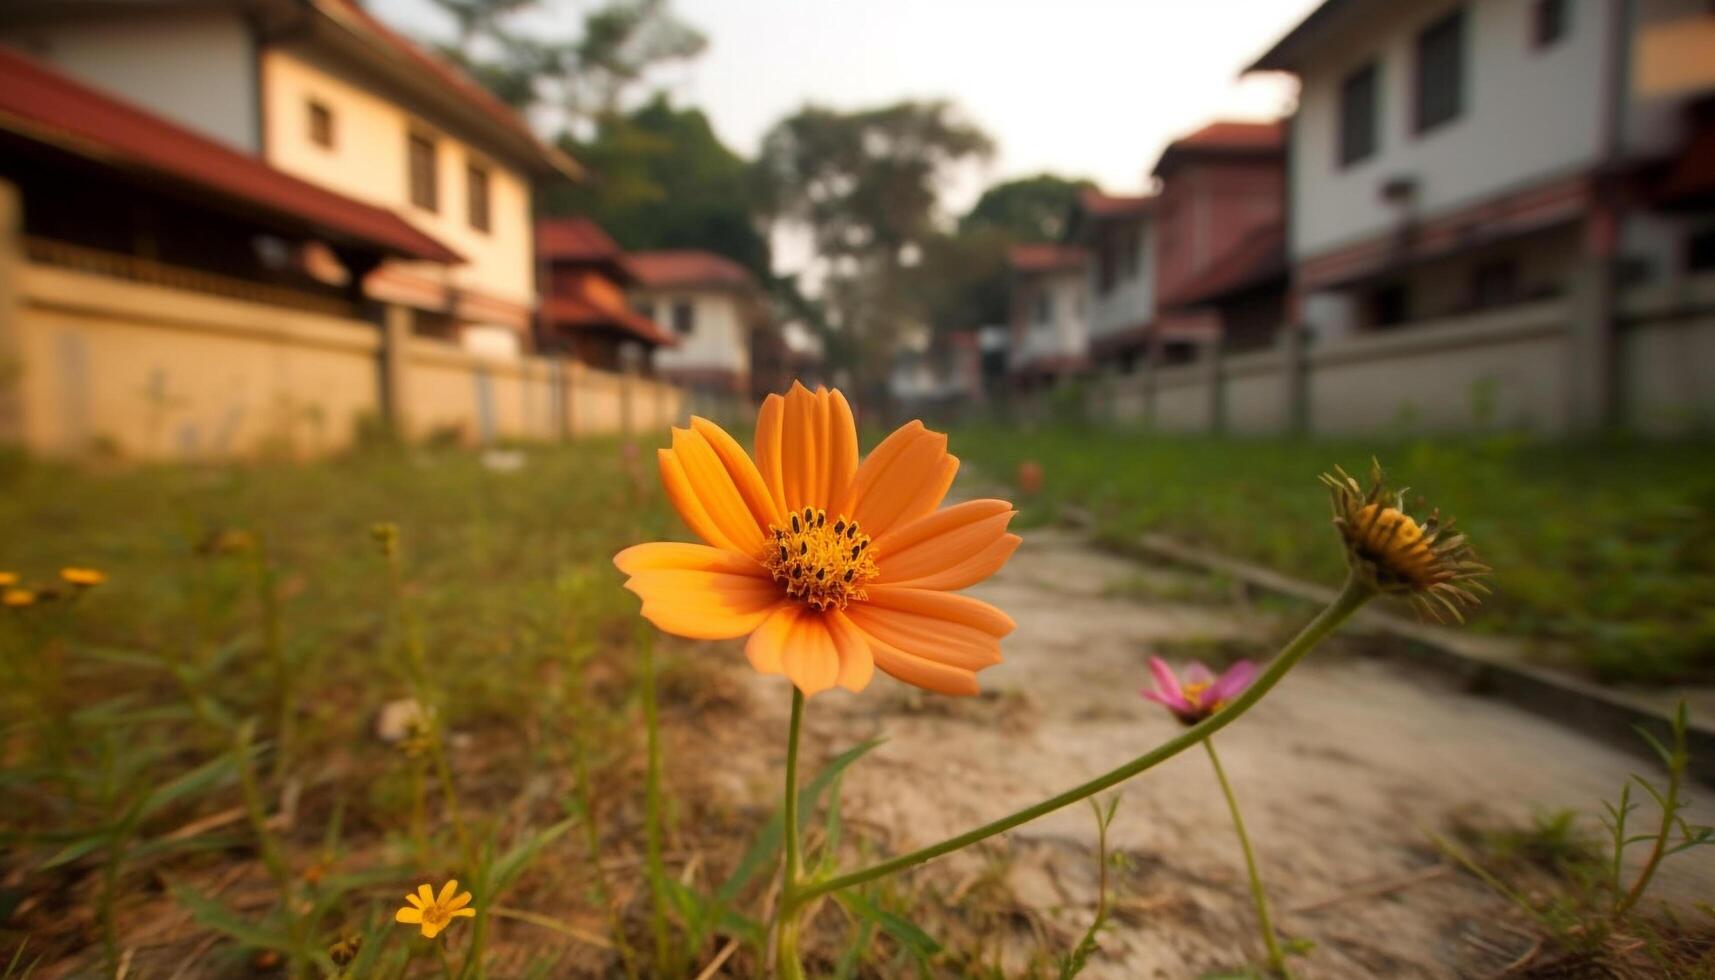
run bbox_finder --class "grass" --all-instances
[950,424,1715,683]
[0,441,696,976]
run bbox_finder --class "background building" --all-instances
[628,250,766,402]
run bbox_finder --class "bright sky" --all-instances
[370,0,1320,209]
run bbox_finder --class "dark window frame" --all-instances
[671,300,695,336]
[1414,8,1467,135]
[408,131,439,213]
[1532,0,1569,48]
[466,160,491,233]
[1338,61,1381,167]
[307,99,334,149]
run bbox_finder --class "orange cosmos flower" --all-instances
[615,383,1021,697]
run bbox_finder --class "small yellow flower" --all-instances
[1322,461,1490,622]
[395,880,475,939]
[60,567,106,588]
[328,934,363,966]
[0,572,17,587]
[3,588,36,608]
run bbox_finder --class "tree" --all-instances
[754,101,995,385]
[543,95,770,277]
[961,173,1094,243]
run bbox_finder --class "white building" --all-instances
[1064,190,1157,373]
[1007,244,1090,388]
[1251,0,1715,341]
[628,250,765,398]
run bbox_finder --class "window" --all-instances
[1120,231,1140,280]
[1533,0,1569,47]
[466,162,491,233]
[1339,62,1380,166]
[632,299,656,320]
[1688,227,1715,273]
[1368,283,1410,328]
[671,300,695,335]
[1034,290,1052,324]
[307,99,334,149]
[408,132,438,212]
[1097,242,1117,294]
[1415,8,1466,134]
[1471,259,1520,308]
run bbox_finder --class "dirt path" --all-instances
[697,527,1715,979]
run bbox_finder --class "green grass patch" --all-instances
[952,425,1715,684]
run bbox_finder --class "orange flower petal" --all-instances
[614,542,767,578]
[624,570,784,639]
[781,608,841,696]
[849,423,959,537]
[847,588,1012,672]
[691,416,781,534]
[416,884,436,907]
[826,609,875,693]
[396,907,423,924]
[422,920,446,939]
[861,629,980,696]
[405,893,425,909]
[452,907,476,918]
[438,881,459,905]
[754,383,859,516]
[872,499,1013,555]
[745,603,799,675]
[659,449,741,553]
[873,506,1018,585]
[447,891,473,911]
[668,426,768,556]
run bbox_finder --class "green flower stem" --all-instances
[638,627,672,972]
[793,573,1372,906]
[776,687,808,980]
[1205,738,1289,977]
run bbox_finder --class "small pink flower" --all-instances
[1140,656,1258,726]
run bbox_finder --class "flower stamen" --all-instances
[763,507,878,612]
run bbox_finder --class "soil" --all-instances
[694,527,1715,979]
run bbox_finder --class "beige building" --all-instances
[628,251,765,397]
[1,0,578,348]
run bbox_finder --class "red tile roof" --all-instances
[541,294,677,348]
[628,250,757,290]
[312,0,580,179]
[536,218,622,261]
[1161,221,1287,309]
[1077,189,1155,220]
[1153,120,1285,176]
[0,46,461,264]
[1009,243,1088,273]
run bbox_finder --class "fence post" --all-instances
[1206,340,1225,435]
[619,343,640,437]
[0,179,23,448]
[379,302,412,439]
[1281,322,1310,436]
[550,353,568,442]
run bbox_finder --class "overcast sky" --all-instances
[370,0,1321,210]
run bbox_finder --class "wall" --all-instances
[1013,268,1089,372]
[1087,220,1154,342]
[1290,0,1609,260]
[260,48,535,326]
[1082,278,1715,437]
[6,261,686,460]
[1,6,259,151]
[638,288,750,378]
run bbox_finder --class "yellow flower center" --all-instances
[422,904,452,929]
[1353,503,1438,587]
[763,507,879,612]
[1182,680,1212,708]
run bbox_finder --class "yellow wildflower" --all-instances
[395,880,475,939]
[3,588,36,608]
[60,567,106,588]
[1322,461,1489,621]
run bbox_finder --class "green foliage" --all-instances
[961,174,1094,243]
[954,426,1715,683]
[546,95,771,277]
[1057,795,1122,979]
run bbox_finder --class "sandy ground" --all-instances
[696,527,1715,979]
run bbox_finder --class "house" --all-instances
[1006,243,1090,388]
[627,250,766,400]
[1249,0,1715,344]
[534,217,676,372]
[0,47,466,455]
[0,0,578,352]
[1149,121,1287,363]
[1064,190,1156,374]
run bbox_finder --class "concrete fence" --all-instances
[0,256,686,461]
[1079,277,1715,437]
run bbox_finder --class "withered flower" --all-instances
[1322,460,1489,622]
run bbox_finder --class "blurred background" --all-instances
[2,1,1715,976]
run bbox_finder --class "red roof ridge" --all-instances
[1009,243,1088,272]
[628,250,756,290]
[0,45,461,264]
